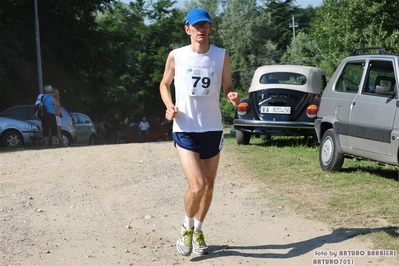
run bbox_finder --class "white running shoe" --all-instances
[192,231,209,255]
[176,226,194,256]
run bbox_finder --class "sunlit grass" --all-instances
[223,133,399,251]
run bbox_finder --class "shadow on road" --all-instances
[190,226,399,261]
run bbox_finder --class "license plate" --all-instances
[260,106,291,114]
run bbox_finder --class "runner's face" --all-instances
[185,22,212,42]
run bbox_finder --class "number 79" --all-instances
[192,76,211,88]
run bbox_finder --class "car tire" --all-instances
[119,137,127,144]
[236,130,251,145]
[319,129,344,171]
[62,131,71,146]
[2,130,23,147]
[89,134,96,145]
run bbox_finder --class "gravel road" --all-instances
[1,142,398,265]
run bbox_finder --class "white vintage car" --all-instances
[233,65,326,145]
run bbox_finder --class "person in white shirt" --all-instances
[159,8,240,256]
[138,116,150,142]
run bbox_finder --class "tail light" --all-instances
[306,104,318,118]
[237,102,249,116]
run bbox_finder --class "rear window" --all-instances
[0,106,35,120]
[259,72,307,85]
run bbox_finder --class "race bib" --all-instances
[187,68,217,97]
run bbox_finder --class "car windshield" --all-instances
[260,72,307,85]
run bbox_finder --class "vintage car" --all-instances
[233,65,326,145]
[315,47,399,171]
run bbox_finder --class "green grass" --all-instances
[223,132,399,251]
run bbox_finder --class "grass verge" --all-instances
[223,132,399,252]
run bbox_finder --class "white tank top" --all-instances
[173,45,225,133]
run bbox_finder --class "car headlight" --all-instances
[25,123,39,130]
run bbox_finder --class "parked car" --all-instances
[233,65,326,145]
[0,117,42,147]
[315,47,399,171]
[71,112,97,145]
[0,105,77,146]
[119,122,169,143]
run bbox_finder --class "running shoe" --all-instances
[192,231,209,255]
[176,226,194,256]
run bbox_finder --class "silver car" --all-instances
[315,47,399,171]
[0,105,77,146]
[0,117,42,147]
[71,112,97,145]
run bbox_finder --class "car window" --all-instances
[73,114,84,124]
[335,61,364,93]
[0,108,25,120]
[84,115,91,124]
[64,108,73,117]
[362,60,396,97]
[259,72,307,85]
[0,106,35,121]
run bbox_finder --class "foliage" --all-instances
[264,0,316,54]
[0,0,319,125]
[6,0,399,125]
[280,31,323,67]
[219,0,276,91]
[96,1,186,123]
[311,0,399,78]
[0,0,115,116]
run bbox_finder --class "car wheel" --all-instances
[319,129,344,171]
[2,130,23,147]
[236,130,251,145]
[119,137,127,144]
[89,134,96,145]
[62,132,71,146]
[156,137,165,142]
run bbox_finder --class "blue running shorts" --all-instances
[173,131,224,159]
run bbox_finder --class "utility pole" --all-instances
[34,0,43,94]
[288,15,299,50]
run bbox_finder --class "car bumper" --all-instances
[23,131,42,144]
[233,119,315,135]
[314,118,322,142]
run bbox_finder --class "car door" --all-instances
[328,61,364,152]
[348,59,398,160]
[73,113,90,143]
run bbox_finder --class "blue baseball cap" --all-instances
[185,8,211,25]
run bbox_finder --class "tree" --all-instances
[0,0,115,114]
[280,31,322,67]
[264,0,299,53]
[218,0,276,91]
[96,0,186,123]
[312,0,399,77]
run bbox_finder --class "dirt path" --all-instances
[1,142,398,265]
